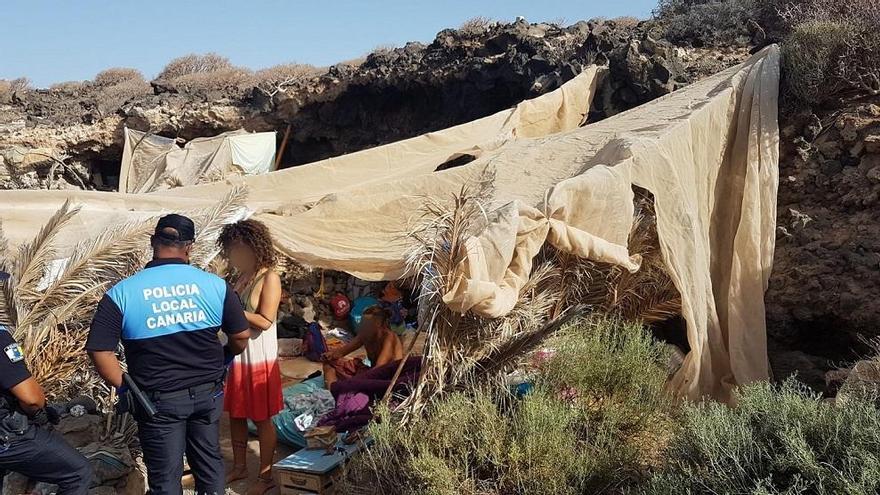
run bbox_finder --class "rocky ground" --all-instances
[767,99,880,390]
[2,16,877,394]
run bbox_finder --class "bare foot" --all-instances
[226,464,248,484]
[246,474,277,495]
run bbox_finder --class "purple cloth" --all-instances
[319,357,421,432]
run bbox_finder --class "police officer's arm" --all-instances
[10,378,47,415]
[244,271,281,331]
[0,331,46,414]
[85,295,124,388]
[224,282,251,354]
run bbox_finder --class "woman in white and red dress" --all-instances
[218,219,283,495]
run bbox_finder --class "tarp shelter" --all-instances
[0,66,602,254]
[0,46,781,401]
[118,129,277,193]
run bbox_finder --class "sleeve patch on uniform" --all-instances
[4,343,24,363]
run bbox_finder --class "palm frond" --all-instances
[190,185,249,267]
[17,219,154,335]
[0,221,14,327]
[10,200,80,335]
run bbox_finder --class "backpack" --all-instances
[302,322,327,362]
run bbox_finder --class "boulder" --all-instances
[769,350,830,392]
[865,134,880,154]
[118,457,147,495]
[1,472,29,495]
[840,359,880,397]
[80,442,134,486]
[55,413,102,448]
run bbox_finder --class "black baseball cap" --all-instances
[154,214,196,242]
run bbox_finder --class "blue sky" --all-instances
[2,1,656,88]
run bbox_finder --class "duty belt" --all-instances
[146,380,222,401]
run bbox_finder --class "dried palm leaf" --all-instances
[10,200,80,334]
[189,186,249,267]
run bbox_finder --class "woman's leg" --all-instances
[247,419,278,495]
[225,417,249,483]
[255,419,277,477]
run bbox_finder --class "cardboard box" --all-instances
[275,442,360,495]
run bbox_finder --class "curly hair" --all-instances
[217,218,277,269]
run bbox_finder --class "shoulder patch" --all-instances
[4,343,24,363]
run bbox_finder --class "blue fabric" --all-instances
[107,263,227,340]
[250,376,326,449]
[349,296,379,332]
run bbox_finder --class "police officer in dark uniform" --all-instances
[86,214,250,495]
[0,323,93,494]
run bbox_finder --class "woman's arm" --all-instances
[245,271,282,331]
[322,334,364,362]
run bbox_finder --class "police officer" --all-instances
[0,323,93,494]
[86,214,250,495]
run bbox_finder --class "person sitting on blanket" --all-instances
[321,305,403,389]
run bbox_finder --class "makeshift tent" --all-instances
[252,46,781,403]
[0,46,780,401]
[0,66,602,254]
[118,129,277,193]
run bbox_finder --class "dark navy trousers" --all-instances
[136,382,224,495]
[0,425,93,495]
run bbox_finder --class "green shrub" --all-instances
[643,379,880,494]
[342,318,675,495]
[780,0,880,107]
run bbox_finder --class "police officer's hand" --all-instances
[46,406,61,425]
[223,345,236,367]
[30,408,51,427]
[115,385,133,415]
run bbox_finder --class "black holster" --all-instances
[0,410,29,448]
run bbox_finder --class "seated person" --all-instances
[321,305,403,389]
[378,282,408,334]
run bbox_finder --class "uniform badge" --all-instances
[4,343,24,363]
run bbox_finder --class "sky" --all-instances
[1,0,656,88]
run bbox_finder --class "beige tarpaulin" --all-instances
[0,67,601,253]
[119,129,277,193]
[0,47,779,401]
[153,66,603,212]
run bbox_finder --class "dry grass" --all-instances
[459,16,494,36]
[0,78,30,101]
[93,68,145,87]
[49,80,89,94]
[254,63,320,96]
[170,68,255,97]
[0,187,248,400]
[96,78,152,116]
[157,53,234,80]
